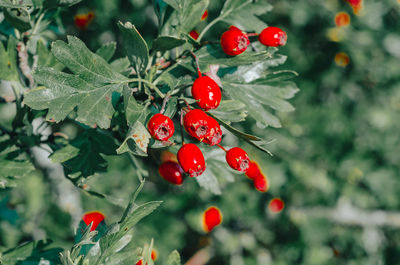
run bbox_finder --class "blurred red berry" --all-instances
[253,173,268,192]
[82,211,105,231]
[74,11,94,30]
[259,27,287,47]
[177,143,206,177]
[147,113,175,141]
[201,9,208,20]
[269,198,284,213]
[203,206,222,232]
[220,26,250,56]
[158,161,184,185]
[191,76,221,110]
[226,147,250,172]
[189,30,199,40]
[246,161,261,180]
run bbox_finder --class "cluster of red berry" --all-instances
[146,24,287,192]
[220,25,287,56]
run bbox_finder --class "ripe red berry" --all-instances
[246,161,261,180]
[177,143,206,177]
[201,9,208,20]
[147,113,175,141]
[158,161,184,185]
[226,147,250,172]
[191,76,222,110]
[268,198,284,213]
[259,27,287,47]
[202,116,222,146]
[220,26,250,56]
[183,109,210,141]
[202,206,222,232]
[253,173,268,192]
[82,211,105,231]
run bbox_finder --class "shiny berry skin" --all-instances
[183,109,210,141]
[226,147,250,172]
[259,27,287,47]
[147,113,175,141]
[253,173,268,192]
[177,143,206,177]
[191,76,222,110]
[269,198,284,213]
[202,116,222,146]
[246,161,261,180]
[158,161,184,185]
[220,26,250,56]
[202,206,223,232]
[82,211,105,231]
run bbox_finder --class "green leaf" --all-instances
[0,36,18,81]
[3,8,31,31]
[25,36,128,129]
[1,240,62,264]
[55,130,117,178]
[126,97,150,125]
[0,0,82,8]
[220,0,271,32]
[152,36,186,52]
[117,121,151,156]
[36,40,64,71]
[0,150,35,189]
[209,114,261,141]
[164,250,181,265]
[111,57,131,74]
[96,42,117,62]
[208,100,247,123]
[48,144,80,163]
[190,45,276,73]
[162,0,209,35]
[118,21,149,75]
[195,168,222,195]
[163,96,178,118]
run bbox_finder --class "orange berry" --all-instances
[335,12,350,27]
[334,52,350,67]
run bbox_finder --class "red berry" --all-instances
[220,26,250,56]
[147,113,175,141]
[135,260,143,265]
[269,198,284,213]
[201,9,208,20]
[253,173,268,192]
[202,206,222,232]
[226,147,250,172]
[177,143,206,177]
[246,161,261,180]
[202,116,222,146]
[82,211,105,231]
[189,30,199,40]
[191,76,221,110]
[183,109,210,141]
[158,161,184,185]
[259,27,287,47]
[151,249,157,261]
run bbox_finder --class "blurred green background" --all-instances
[1,0,400,264]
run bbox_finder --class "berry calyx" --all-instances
[191,76,222,110]
[220,26,250,56]
[82,211,105,231]
[268,198,284,213]
[177,143,206,177]
[202,116,222,146]
[158,161,184,185]
[259,27,287,47]
[253,173,268,192]
[225,147,250,172]
[183,109,210,141]
[245,161,261,180]
[202,206,223,232]
[147,113,175,141]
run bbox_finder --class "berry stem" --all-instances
[189,51,202,78]
[246,33,259,37]
[160,94,171,114]
[216,144,227,152]
[180,110,185,145]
